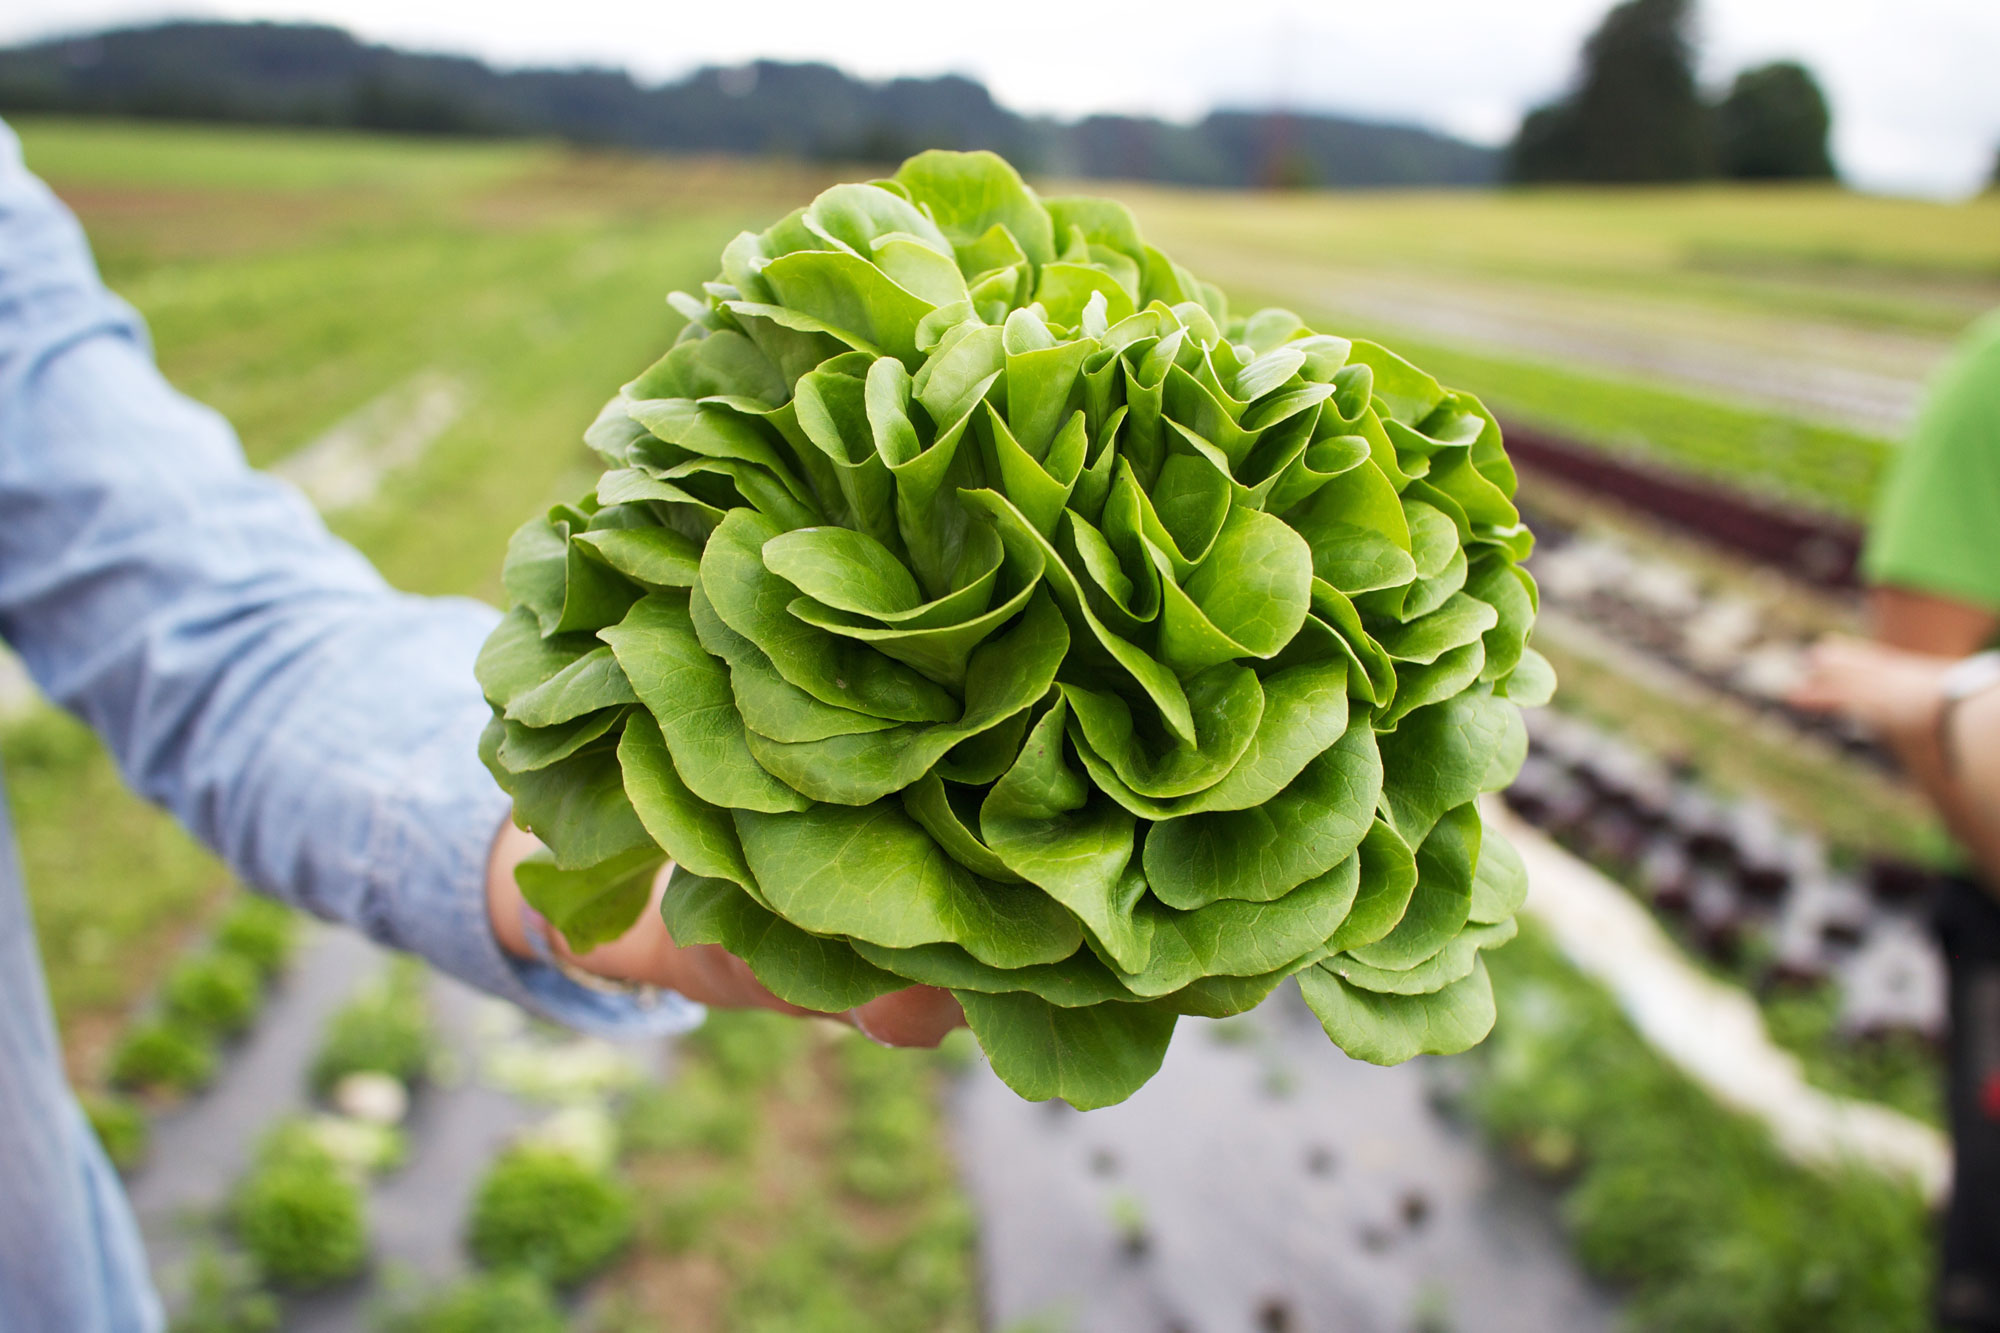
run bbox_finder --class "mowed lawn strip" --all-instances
[1125,181,2000,337]
[1119,179,2000,518]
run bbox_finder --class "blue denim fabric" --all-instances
[0,120,698,1331]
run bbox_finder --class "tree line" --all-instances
[1510,0,1838,183]
[0,21,1497,190]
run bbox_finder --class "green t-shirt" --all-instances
[1865,308,2000,613]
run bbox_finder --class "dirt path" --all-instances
[133,926,663,1329]
[129,926,379,1311]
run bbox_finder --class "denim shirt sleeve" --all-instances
[0,120,697,1038]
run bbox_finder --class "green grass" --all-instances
[1470,922,1935,1331]
[1204,276,1898,518]
[1340,331,1892,518]
[0,708,230,1030]
[15,116,545,193]
[1126,176,2000,518]
[1130,181,2000,335]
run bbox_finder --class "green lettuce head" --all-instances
[477,150,1551,1108]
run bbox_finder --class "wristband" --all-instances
[1940,651,2000,775]
[518,901,664,1008]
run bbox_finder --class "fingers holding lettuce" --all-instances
[486,820,965,1047]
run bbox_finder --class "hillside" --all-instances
[0,20,1499,189]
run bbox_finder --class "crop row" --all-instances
[1526,506,1882,764]
[1505,708,1947,1041]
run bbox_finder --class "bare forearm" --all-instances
[1793,636,2000,887]
[1940,688,2000,884]
[1870,586,1999,657]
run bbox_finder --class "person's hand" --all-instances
[485,821,964,1047]
[1789,635,1954,766]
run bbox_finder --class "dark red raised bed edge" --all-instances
[1503,423,1865,591]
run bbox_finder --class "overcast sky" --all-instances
[7,0,1998,197]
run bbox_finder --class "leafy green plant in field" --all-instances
[168,1246,280,1333]
[232,1122,369,1289]
[212,896,297,981]
[725,1191,979,1333]
[163,950,262,1037]
[466,1144,635,1287]
[650,1176,752,1255]
[1761,985,1942,1127]
[617,1065,754,1159]
[83,1091,149,1171]
[309,960,433,1096]
[481,150,1547,1109]
[110,1018,216,1096]
[837,1035,946,1203]
[681,1006,809,1090]
[377,1270,565,1333]
[1469,923,1932,1331]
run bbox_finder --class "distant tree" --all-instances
[1716,61,1835,179]
[350,71,496,136]
[1508,0,1712,183]
[1991,143,2000,192]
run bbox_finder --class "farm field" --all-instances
[1128,180,2000,516]
[1,115,1985,1328]
[13,115,1986,1042]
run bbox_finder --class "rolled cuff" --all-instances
[352,609,703,1040]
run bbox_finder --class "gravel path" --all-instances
[271,370,464,513]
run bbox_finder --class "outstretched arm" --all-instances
[1793,637,2000,885]
[0,120,960,1044]
[0,120,670,1031]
